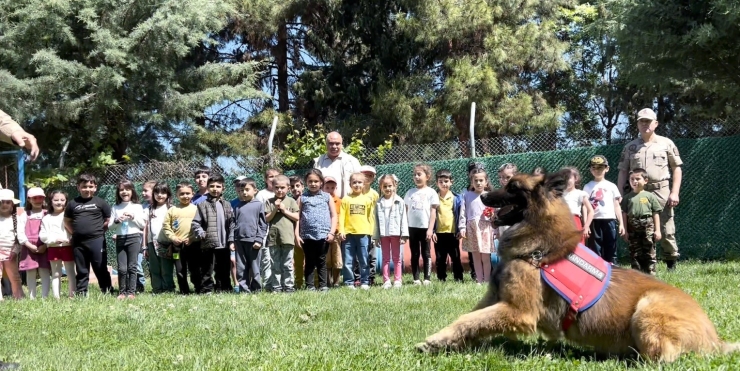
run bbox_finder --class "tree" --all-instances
[0,0,265,169]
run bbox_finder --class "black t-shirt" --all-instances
[64,196,112,241]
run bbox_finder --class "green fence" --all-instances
[82,135,740,268]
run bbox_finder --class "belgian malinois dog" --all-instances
[416,170,738,362]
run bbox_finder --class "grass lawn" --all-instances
[2,261,740,370]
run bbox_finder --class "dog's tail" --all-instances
[720,342,740,354]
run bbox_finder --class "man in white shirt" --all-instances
[313,131,362,198]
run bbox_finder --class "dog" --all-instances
[416,170,739,362]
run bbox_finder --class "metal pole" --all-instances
[267,115,279,154]
[17,150,25,207]
[469,102,476,158]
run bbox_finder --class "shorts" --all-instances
[230,250,236,259]
[325,240,343,269]
[47,246,74,262]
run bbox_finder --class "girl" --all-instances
[144,182,175,293]
[289,175,306,289]
[40,190,76,298]
[0,189,27,299]
[562,167,594,245]
[458,168,495,285]
[338,173,374,290]
[295,170,337,291]
[19,187,50,299]
[496,162,518,240]
[162,182,197,295]
[403,164,439,285]
[373,174,408,289]
[108,179,146,299]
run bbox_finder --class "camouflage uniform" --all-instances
[621,190,662,275]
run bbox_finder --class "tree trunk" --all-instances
[454,113,471,158]
[276,22,290,113]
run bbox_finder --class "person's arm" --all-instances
[400,200,409,242]
[162,209,181,244]
[39,216,51,244]
[265,200,279,223]
[621,212,629,242]
[457,195,467,239]
[256,204,267,248]
[101,200,112,232]
[190,206,206,240]
[653,212,662,241]
[294,198,303,247]
[427,205,438,241]
[131,205,147,229]
[668,166,682,206]
[63,218,74,235]
[614,198,625,236]
[281,199,300,223]
[328,196,337,242]
[0,109,39,161]
[581,194,594,238]
[337,199,346,240]
[108,206,121,234]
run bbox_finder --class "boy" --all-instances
[288,174,305,288]
[191,174,236,294]
[354,165,379,285]
[162,182,198,295]
[64,174,113,296]
[256,168,280,203]
[230,176,247,209]
[264,175,300,293]
[233,178,267,293]
[621,168,663,275]
[433,169,464,282]
[323,176,343,287]
[192,166,210,205]
[584,155,625,264]
[229,175,247,292]
[137,180,157,293]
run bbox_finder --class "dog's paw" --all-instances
[417,330,463,353]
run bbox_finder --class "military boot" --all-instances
[666,260,676,271]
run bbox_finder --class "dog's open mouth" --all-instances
[496,205,516,217]
[493,204,524,226]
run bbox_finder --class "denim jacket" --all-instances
[373,195,409,239]
[433,191,463,235]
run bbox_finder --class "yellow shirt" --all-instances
[339,193,374,236]
[162,204,197,241]
[436,192,454,233]
[364,189,379,235]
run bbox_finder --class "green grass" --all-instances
[2,261,740,370]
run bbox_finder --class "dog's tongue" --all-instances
[497,205,515,217]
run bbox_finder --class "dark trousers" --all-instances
[188,247,233,294]
[435,233,463,281]
[235,241,262,293]
[303,239,329,289]
[74,236,112,295]
[468,252,476,280]
[213,248,232,292]
[588,219,618,264]
[408,227,431,281]
[353,236,377,282]
[116,234,142,295]
[174,242,192,294]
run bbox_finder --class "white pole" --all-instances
[267,115,279,154]
[469,102,476,158]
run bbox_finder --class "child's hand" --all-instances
[457,230,466,239]
[425,229,434,241]
[338,233,346,242]
[654,230,662,241]
[252,242,261,250]
[143,249,148,259]
[400,238,407,245]
[183,238,190,246]
[37,244,47,254]
[229,243,235,251]
[171,237,182,245]
[583,228,590,239]
[431,233,438,243]
[326,233,335,243]
[618,224,625,237]
[295,236,303,248]
[27,244,38,253]
[10,252,17,261]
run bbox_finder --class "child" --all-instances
[495,162,518,263]
[0,189,27,299]
[358,165,379,285]
[295,170,337,291]
[323,176,343,287]
[338,173,374,290]
[137,180,157,292]
[233,178,267,293]
[109,179,146,299]
[162,182,197,294]
[192,166,210,205]
[18,187,50,299]
[230,176,247,292]
[562,167,595,245]
[230,176,247,209]
[64,174,113,296]
[256,168,280,203]
[191,174,236,294]
[289,175,306,289]
[532,166,548,176]
[458,167,495,285]
[40,190,76,299]
[404,163,439,285]
[584,155,625,264]
[264,175,300,293]
[144,182,175,293]
[433,170,464,282]
[621,168,663,275]
[373,174,408,288]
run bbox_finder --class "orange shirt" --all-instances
[331,194,341,232]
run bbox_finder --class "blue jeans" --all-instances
[136,252,145,291]
[343,235,369,286]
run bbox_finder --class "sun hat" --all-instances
[27,187,45,198]
[0,189,20,204]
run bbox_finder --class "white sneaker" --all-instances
[346,285,356,290]
[413,280,421,285]
[423,280,431,286]
[383,281,392,289]
[393,280,402,288]
[360,284,370,290]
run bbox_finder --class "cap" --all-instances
[636,108,657,121]
[324,176,337,184]
[589,155,609,167]
[27,187,45,198]
[0,189,20,204]
[234,176,247,182]
[359,165,376,175]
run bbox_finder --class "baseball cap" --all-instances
[27,187,45,198]
[0,189,20,204]
[324,176,337,184]
[636,108,657,121]
[359,165,376,175]
[234,176,247,182]
[589,155,609,167]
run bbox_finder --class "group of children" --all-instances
[0,153,664,299]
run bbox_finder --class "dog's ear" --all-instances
[544,170,569,198]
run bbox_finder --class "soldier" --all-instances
[617,108,682,270]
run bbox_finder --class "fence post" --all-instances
[17,150,25,207]
[267,115,279,167]
[469,102,476,158]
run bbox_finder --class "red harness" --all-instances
[539,243,611,332]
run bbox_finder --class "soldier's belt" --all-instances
[645,180,669,191]
[631,215,653,220]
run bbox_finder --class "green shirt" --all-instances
[620,190,663,219]
[264,196,299,247]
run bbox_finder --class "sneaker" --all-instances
[116,294,126,300]
[423,280,431,286]
[360,284,370,290]
[234,286,240,294]
[383,281,392,289]
[354,280,360,287]
[319,287,330,292]
[126,294,135,299]
[346,285,356,290]
[413,280,421,285]
[393,280,402,288]
[307,287,317,292]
